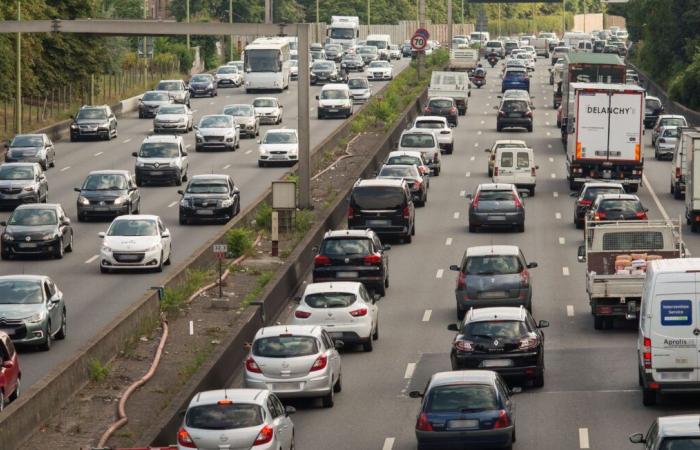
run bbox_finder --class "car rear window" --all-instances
[351,186,405,209]
[321,238,372,256]
[429,99,453,109]
[477,190,514,201]
[186,403,262,430]
[379,166,418,178]
[400,134,435,148]
[465,255,523,275]
[661,118,687,127]
[645,99,661,111]
[386,155,421,166]
[253,336,318,358]
[502,100,528,112]
[466,321,528,339]
[505,71,527,80]
[663,128,679,138]
[415,121,444,129]
[583,186,624,201]
[659,438,700,449]
[598,199,641,213]
[304,293,357,308]
[426,385,498,412]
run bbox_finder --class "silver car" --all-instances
[348,77,372,103]
[155,79,191,107]
[153,104,193,134]
[138,90,172,119]
[223,104,260,138]
[0,162,49,208]
[244,325,343,408]
[177,389,295,450]
[194,115,240,152]
[654,125,679,160]
[4,134,55,170]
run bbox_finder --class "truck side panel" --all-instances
[607,91,643,162]
[575,91,611,161]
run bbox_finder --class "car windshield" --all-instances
[253,99,276,108]
[663,128,679,138]
[313,62,334,70]
[583,186,623,201]
[157,81,182,91]
[426,385,498,412]
[401,134,435,148]
[186,404,262,430]
[311,51,323,59]
[0,166,33,180]
[415,120,444,129]
[466,321,528,339]
[253,336,319,358]
[358,47,377,54]
[661,118,687,127]
[158,106,186,115]
[429,99,453,109]
[598,199,642,212]
[366,40,387,50]
[321,90,348,100]
[217,66,238,74]
[351,186,404,209]
[83,174,128,190]
[200,116,232,128]
[108,219,158,236]
[224,105,253,116]
[11,136,43,147]
[304,292,357,308]
[486,41,501,48]
[263,132,297,144]
[379,166,417,178]
[8,208,57,226]
[465,255,522,275]
[325,44,341,52]
[76,108,107,120]
[386,155,421,166]
[191,75,212,83]
[369,61,389,68]
[321,238,372,256]
[0,280,43,305]
[139,142,179,158]
[143,92,169,101]
[186,181,229,194]
[645,99,661,111]
[659,438,700,450]
[348,79,368,89]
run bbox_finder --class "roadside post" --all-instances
[272,180,297,257]
[412,27,429,79]
[213,243,228,298]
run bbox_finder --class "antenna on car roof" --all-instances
[223,388,228,399]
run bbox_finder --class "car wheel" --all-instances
[66,233,74,252]
[363,337,373,352]
[0,247,9,260]
[655,148,659,160]
[156,252,164,273]
[642,388,657,406]
[39,323,51,351]
[527,125,533,132]
[182,171,188,182]
[575,219,583,230]
[100,265,110,274]
[532,369,544,388]
[56,309,67,340]
[258,161,266,168]
[0,391,4,412]
[164,247,172,265]
[593,315,605,330]
[8,378,20,402]
[333,374,342,393]
[529,187,535,197]
[457,306,466,320]
[179,215,188,226]
[517,223,525,233]
[639,368,644,387]
[133,201,140,214]
[469,224,477,233]
[321,385,334,408]
[373,321,379,340]
[54,238,64,259]
[135,177,143,187]
[41,161,48,171]
[175,172,183,186]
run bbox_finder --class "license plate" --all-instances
[481,291,507,298]
[337,271,358,279]
[18,243,37,248]
[447,419,479,429]
[482,359,513,368]
[272,382,301,391]
[93,207,109,212]
[367,219,390,227]
[659,371,691,381]
[119,255,140,261]
[196,210,214,215]
[0,328,13,336]
[328,109,338,112]
[602,170,612,179]
[509,113,521,117]
[149,171,163,176]
[489,215,506,221]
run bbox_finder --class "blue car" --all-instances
[501,68,530,93]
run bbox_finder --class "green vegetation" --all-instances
[242,271,274,306]
[88,358,110,382]
[179,342,213,380]
[226,227,255,259]
[159,267,213,314]
[254,202,273,232]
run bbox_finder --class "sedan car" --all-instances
[340,54,365,72]
[138,90,172,119]
[496,98,534,132]
[4,134,55,170]
[377,164,428,206]
[0,275,66,351]
[571,181,625,229]
[644,95,664,129]
[188,73,218,98]
[177,389,295,450]
[153,104,193,134]
[586,193,648,223]
[75,170,140,221]
[424,97,458,127]
[252,97,283,125]
[324,43,343,62]
[449,244,537,318]
[366,60,393,81]
[155,79,190,107]
[413,116,454,154]
[448,306,548,387]
[244,325,343,408]
[292,282,378,352]
[178,174,240,224]
[257,129,298,167]
[652,115,687,145]
[223,104,259,138]
[0,204,73,259]
[356,45,379,64]
[0,331,20,411]
[99,214,172,273]
[69,105,118,141]
[194,115,240,152]
[214,65,243,87]
[348,77,372,103]
[654,126,679,160]
[0,162,49,208]
[468,183,526,233]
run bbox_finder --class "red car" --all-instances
[0,331,20,410]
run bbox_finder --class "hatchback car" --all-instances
[223,104,260,138]
[132,135,189,186]
[413,116,454,154]
[244,325,343,408]
[485,140,527,178]
[0,162,49,208]
[0,275,66,351]
[0,331,20,411]
[586,193,648,223]
[398,129,441,176]
[292,282,379,351]
[357,45,379,64]
[99,214,172,273]
[214,65,243,87]
[310,60,340,85]
[69,105,118,141]
[252,97,283,125]
[0,204,73,259]
[177,389,295,450]
[652,115,687,145]
[644,96,664,129]
[316,84,353,119]
[424,97,459,127]
[138,90,172,119]
[156,79,191,106]
[571,181,625,229]
[467,183,526,233]
[194,115,240,152]
[340,53,365,72]
[348,178,416,242]
[448,306,548,387]
[153,104,193,134]
[4,134,55,170]
[654,126,679,160]
[496,99,534,132]
[75,170,140,221]
[324,43,343,62]
[450,245,537,318]
[367,60,393,81]
[189,73,218,97]
[501,68,530,93]
[630,415,700,449]
[348,77,372,103]
[377,164,429,206]
[178,174,240,224]
[257,129,299,167]
[409,370,516,450]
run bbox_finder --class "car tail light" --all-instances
[347,206,355,219]
[635,211,648,219]
[525,111,533,117]
[294,310,311,319]
[416,412,433,431]
[453,339,473,352]
[643,337,652,369]
[310,354,328,371]
[178,428,196,448]
[512,193,523,209]
[413,180,422,190]
[520,269,530,287]
[314,255,331,266]
[659,138,666,144]
[578,199,592,207]
[363,254,382,265]
[253,425,274,446]
[245,357,262,373]
[403,206,410,219]
[594,212,607,220]
[350,307,368,317]
[450,107,457,114]
[457,271,467,290]
[519,335,538,350]
[493,410,511,429]
[471,193,480,209]
[676,167,682,178]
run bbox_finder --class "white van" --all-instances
[638,258,700,406]
[316,84,353,119]
[492,147,537,196]
[577,41,593,52]
[365,34,392,60]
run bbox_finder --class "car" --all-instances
[485,140,527,177]
[655,126,680,160]
[401,41,413,57]
[194,115,240,152]
[467,183,526,233]
[571,181,625,229]
[630,415,700,448]
[99,214,172,273]
[348,77,372,103]
[492,147,537,196]
[310,60,340,85]
[316,84,353,119]
[257,128,299,167]
[132,135,189,186]
[652,115,687,145]
[499,89,534,107]
[377,164,429,206]
[409,370,516,450]
[214,65,243,87]
[0,275,66,351]
[138,90,173,119]
[289,59,299,79]
[0,204,73,259]
[398,129,442,176]
[413,116,454,154]
[423,97,458,128]
[244,325,343,407]
[226,60,244,73]
[347,178,415,242]
[324,43,343,62]
[69,105,118,141]
[384,150,431,177]
[356,45,379,64]
[153,104,193,134]
[178,174,240,225]
[0,331,20,411]
[310,49,327,62]
[502,59,526,76]
[644,95,664,129]
[252,97,283,125]
[603,44,620,55]
[521,45,536,58]
[449,244,537,318]
[447,306,548,386]
[593,39,606,53]
[388,44,401,60]
[514,52,535,71]
[223,104,260,138]
[155,79,190,107]
[292,281,379,351]
[0,162,49,208]
[612,41,627,56]
[501,67,529,93]
[341,54,365,73]
[176,389,295,450]
[366,60,393,81]
[504,40,519,55]
[627,69,640,85]
[188,73,218,97]
[586,193,648,223]
[496,98,534,132]
[4,134,55,170]
[485,40,505,58]
[75,170,141,221]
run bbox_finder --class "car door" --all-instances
[494,149,515,183]
[0,334,19,397]
[44,281,60,335]
[371,233,388,275]
[158,219,171,259]
[269,394,293,448]
[513,150,533,185]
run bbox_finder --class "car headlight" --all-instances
[136,161,146,167]
[23,185,35,192]
[259,147,268,155]
[179,117,187,123]
[27,311,46,323]
[78,196,90,206]
[101,245,112,253]
[41,232,57,241]
[146,244,161,252]
[208,83,214,89]
[220,198,234,208]
[113,196,127,206]
[3,233,13,241]
[180,198,191,207]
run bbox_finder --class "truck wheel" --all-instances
[674,185,683,200]
[642,388,658,406]
[569,180,577,191]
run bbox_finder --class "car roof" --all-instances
[190,174,230,181]
[478,183,516,191]
[142,134,181,143]
[14,203,60,211]
[265,128,297,134]
[254,324,323,338]
[657,415,700,438]
[404,128,437,136]
[188,389,268,407]
[428,97,454,102]
[659,114,686,120]
[0,274,48,283]
[355,178,405,188]
[159,79,184,83]
[254,97,278,101]
[429,370,498,388]
[303,282,363,295]
[466,245,521,257]
[112,214,160,221]
[324,229,375,239]
[387,150,423,159]
[582,181,624,190]
[467,306,528,323]
[646,95,661,102]
[415,116,447,122]
[0,162,40,168]
[494,139,527,146]
[595,193,639,201]
[12,133,44,138]
[321,84,349,90]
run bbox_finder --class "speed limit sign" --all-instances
[411,33,427,51]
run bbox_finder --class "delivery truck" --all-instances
[683,131,700,231]
[428,71,470,115]
[565,83,645,191]
[327,16,360,50]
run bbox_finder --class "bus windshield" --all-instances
[245,49,281,72]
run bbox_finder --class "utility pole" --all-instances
[144,0,149,91]
[461,0,464,26]
[498,2,501,37]
[562,0,566,35]
[186,0,190,49]
[447,0,453,50]
[367,0,371,26]
[15,0,21,134]
[264,0,271,24]
[297,23,311,209]
[316,0,320,43]
[229,0,234,60]
[417,0,425,78]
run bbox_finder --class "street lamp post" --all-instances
[368,0,371,26]
[186,0,190,49]
[229,0,234,60]
[15,0,21,134]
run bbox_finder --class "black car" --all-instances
[348,179,416,243]
[401,42,412,57]
[75,170,141,221]
[644,96,664,129]
[586,193,647,223]
[571,182,625,229]
[376,164,428,206]
[424,97,459,125]
[310,61,340,85]
[4,134,55,170]
[178,174,241,225]
[0,204,73,259]
[504,41,519,55]
[324,44,343,62]
[69,105,118,141]
[138,91,172,119]
[340,54,365,72]
[189,74,217,98]
[496,99,534,132]
[447,306,548,387]
[312,229,390,296]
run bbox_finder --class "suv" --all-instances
[630,415,700,448]
[310,60,340,85]
[155,79,190,107]
[571,181,625,229]
[132,135,189,186]
[0,331,20,410]
[485,40,505,58]
[398,129,441,176]
[194,115,240,152]
[449,245,538,318]
[348,179,416,243]
[644,96,664,129]
[312,229,390,296]
[447,306,549,387]
[69,105,118,141]
[496,98,534,132]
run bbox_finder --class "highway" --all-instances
[231,57,700,449]
[8,58,410,389]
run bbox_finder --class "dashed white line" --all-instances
[559,237,566,245]
[465,172,471,177]
[470,156,475,161]
[122,138,131,144]
[94,151,103,157]
[85,255,99,264]
[382,437,395,450]
[579,428,590,449]
[436,269,444,279]
[473,143,479,147]
[553,191,558,198]
[549,157,554,163]
[555,212,562,219]
[60,166,71,172]
[245,150,252,155]
[209,101,215,105]
[545,112,550,116]
[548,144,552,149]
[223,164,231,169]
[545,122,550,126]
[546,131,551,136]
[445,237,453,246]
[480,120,485,125]
[562,266,570,277]
[189,320,194,335]
[404,363,416,379]
[185,144,191,149]
[422,310,432,322]
[459,190,466,197]
[551,173,556,179]
[168,201,178,208]
[477,130,482,135]
[453,212,460,219]
[192,109,198,113]
[567,305,575,317]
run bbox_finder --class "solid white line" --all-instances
[223,164,231,169]
[642,173,670,221]
[122,138,131,143]
[486,103,490,107]
[168,201,178,208]
[579,428,590,449]
[422,310,432,322]
[189,320,194,335]
[453,212,460,219]
[480,120,485,125]
[404,363,416,379]
[562,266,570,276]
[85,254,99,264]
[445,237,453,246]
[465,172,471,177]
[245,150,253,154]
[436,269,444,279]
[567,305,575,317]
[60,166,71,172]
[545,122,550,126]
[382,437,395,450]
[555,212,562,219]
[459,190,466,197]
[94,151,103,157]
[559,237,565,245]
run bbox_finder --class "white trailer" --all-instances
[683,132,700,231]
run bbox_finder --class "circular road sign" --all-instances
[415,27,430,40]
[411,34,427,51]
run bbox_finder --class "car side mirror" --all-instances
[2,360,14,369]
[62,218,71,225]
[131,152,138,157]
[447,323,459,332]
[334,340,344,349]
[162,231,171,238]
[465,193,473,200]
[285,405,296,416]
[449,264,460,271]
[577,245,586,263]
[629,433,645,444]
[193,125,198,130]
[98,232,106,238]
[526,262,538,269]
[569,191,577,197]
[538,320,550,328]
[408,391,423,398]
[484,148,491,153]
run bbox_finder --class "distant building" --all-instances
[148,0,172,19]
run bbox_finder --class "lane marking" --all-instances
[245,150,252,155]
[189,320,194,335]
[562,266,570,276]
[60,166,71,172]
[453,211,460,219]
[546,131,551,136]
[185,144,191,149]
[223,164,231,169]
[209,101,215,105]
[85,254,99,264]
[548,144,552,149]
[122,138,132,144]
[445,237,453,246]
[404,363,416,379]
[567,305,575,317]
[480,120,485,125]
[422,310,432,322]
[465,172,471,177]
[545,112,550,116]
[642,173,670,221]
[549,157,554,163]
[94,151,103,157]
[551,173,556,179]
[545,122,550,126]
[483,111,488,115]
[579,428,590,449]
[559,237,566,245]
[473,143,479,147]
[470,156,475,161]
[553,191,558,198]
[168,200,178,208]
[555,212,561,219]
[459,190,466,197]
[382,437,395,450]
[436,269,444,279]
[477,130,482,135]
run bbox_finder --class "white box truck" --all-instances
[565,83,645,191]
[530,38,550,58]
[327,16,360,50]
[365,34,392,60]
[448,48,479,72]
[683,131,700,231]
[428,71,470,115]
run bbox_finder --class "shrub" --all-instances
[227,228,255,259]
[294,210,315,234]
[88,358,109,382]
[254,202,273,231]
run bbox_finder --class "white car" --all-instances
[398,129,441,176]
[214,65,243,87]
[347,77,372,103]
[258,128,298,167]
[412,116,454,154]
[194,115,240,152]
[521,45,537,58]
[292,282,379,352]
[153,104,193,134]
[366,61,393,81]
[290,60,299,79]
[99,215,172,273]
[316,84,353,119]
[388,44,401,60]
[252,97,283,125]
[515,52,535,71]
[226,60,244,74]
